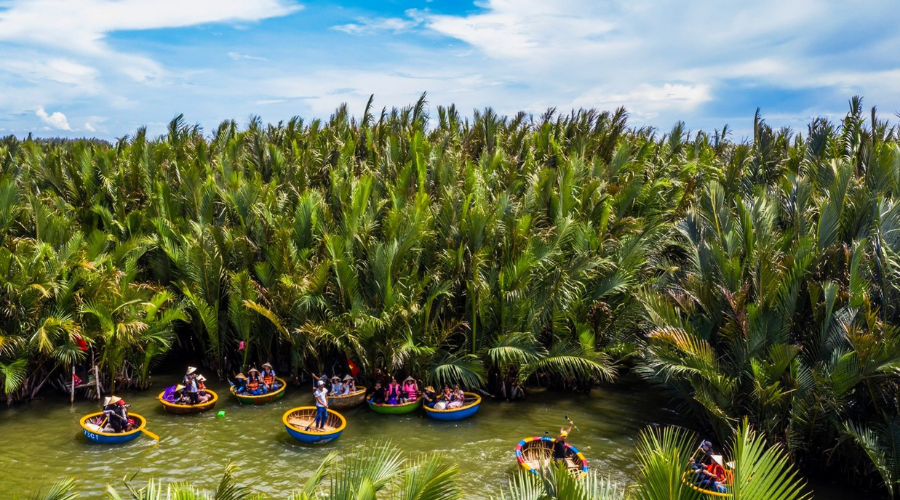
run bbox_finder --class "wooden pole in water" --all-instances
[70,365,75,404]
[94,363,100,400]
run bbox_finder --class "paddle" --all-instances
[564,414,579,431]
[142,428,160,441]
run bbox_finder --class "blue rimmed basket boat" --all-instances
[79,412,147,444]
[424,392,482,420]
[515,436,589,475]
[283,406,346,444]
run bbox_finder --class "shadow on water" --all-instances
[0,374,871,499]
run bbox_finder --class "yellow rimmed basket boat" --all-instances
[424,392,482,420]
[328,387,367,409]
[79,412,148,444]
[680,470,734,498]
[367,396,422,414]
[231,377,287,405]
[515,436,588,475]
[158,389,218,414]
[283,406,346,444]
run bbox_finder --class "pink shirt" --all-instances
[404,382,418,399]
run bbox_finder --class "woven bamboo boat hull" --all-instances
[367,397,422,414]
[231,377,287,405]
[283,406,346,444]
[680,471,734,497]
[424,392,482,420]
[329,387,367,409]
[515,436,589,475]
[158,389,218,414]
[80,412,147,444]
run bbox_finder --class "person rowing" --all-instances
[553,421,575,466]
[233,373,248,394]
[106,396,132,433]
[313,379,329,432]
[184,366,200,404]
[261,362,278,391]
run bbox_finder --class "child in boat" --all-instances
[342,375,356,395]
[196,375,210,403]
[402,376,418,402]
[261,362,277,391]
[387,377,402,404]
[371,381,386,404]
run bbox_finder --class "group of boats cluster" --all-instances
[77,367,733,496]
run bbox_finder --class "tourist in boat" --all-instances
[371,381,386,404]
[196,375,211,403]
[386,377,402,404]
[331,376,343,396]
[434,386,452,410]
[247,367,265,395]
[402,376,418,402]
[453,384,465,405]
[696,455,728,493]
[314,380,329,431]
[342,375,356,395]
[553,422,575,464]
[233,373,248,394]
[261,362,277,391]
[184,370,200,404]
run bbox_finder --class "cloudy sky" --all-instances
[1,0,898,139]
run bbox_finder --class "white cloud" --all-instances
[36,107,72,130]
[0,0,301,81]
[228,52,268,61]
[332,9,422,35]
[84,122,96,132]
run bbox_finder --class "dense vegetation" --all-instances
[1,95,899,494]
[18,422,808,500]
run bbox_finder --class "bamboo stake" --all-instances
[70,365,75,404]
[94,363,100,400]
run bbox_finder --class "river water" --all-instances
[0,376,868,499]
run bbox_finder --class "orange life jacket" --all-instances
[263,374,274,385]
[706,463,726,481]
[248,376,259,390]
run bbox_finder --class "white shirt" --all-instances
[315,388,328,407]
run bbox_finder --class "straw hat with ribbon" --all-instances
[248,367,259,373]
[186,366,197,375]
[175,384,185,391]
[109,396,122,405]
[262,362,273,369]
[343,374,355,381]
[196,375,206,382]
[234,373,247,380]
[711,455,725,466]
[403,376,416,383]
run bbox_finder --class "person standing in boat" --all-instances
[314,379,329,431]
[261,363,277,391]
[553,422,575,464]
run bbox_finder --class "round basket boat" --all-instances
[367,396,422,414]
[158,389,218,414]
[515,436,589,475]
[680,471,734,498]
[231,377,287,405]
[424,392,482,420]
[283,406,347,444]
[329,387,367,409]
[79,412,147,444]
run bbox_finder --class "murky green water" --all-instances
[0,376,868,499]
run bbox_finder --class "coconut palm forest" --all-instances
[2,95,900,496]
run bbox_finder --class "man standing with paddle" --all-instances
[312,380,329,432]
[553,420,575,466]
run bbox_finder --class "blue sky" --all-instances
[1,0,899,139]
